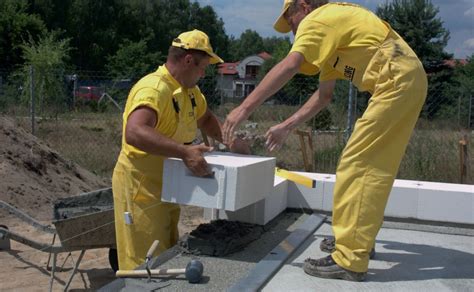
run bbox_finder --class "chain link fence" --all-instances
[0,67,472,184]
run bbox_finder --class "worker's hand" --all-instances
[222,106,251,145]
[265,123,291,152]
[183,144,214,177]
[229,137,251,155]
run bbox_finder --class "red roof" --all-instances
[258,52,272,60]
[217,52,273,75]
[444,59,468,68]
[218,62,239,75]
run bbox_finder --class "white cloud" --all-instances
[463,38,474,50]
[464,6,474,17]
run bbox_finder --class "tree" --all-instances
[17,31,71,114]
[229,30,265,61]
[436,55,474,128]
[376,0,451,69]
[24,0,230,71]
[26,0,72,31]
[263,36,292,55]
[65,0,122,70]
[187,3,230,62]
[0,0,46,70]
[377,0,456,120]
[258,39,316,106]
[106,39,164,80]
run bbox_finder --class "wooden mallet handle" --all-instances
[116,268,185,278]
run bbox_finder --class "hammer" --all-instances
[116,259,204,283]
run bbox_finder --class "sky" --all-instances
[194,0,474,59]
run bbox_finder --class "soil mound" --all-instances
[0,117,109,220]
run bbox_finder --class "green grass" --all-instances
[15,113,122,178]
[7,107,473,185]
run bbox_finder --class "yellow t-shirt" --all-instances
[290,2,392,92]
[121,65,207,159]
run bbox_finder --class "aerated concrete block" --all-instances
[162,152,276,211]
[417,181,474,224]
[204,176,289,225]
[385,179,419,218]
[286,172,328,210]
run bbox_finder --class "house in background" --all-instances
[217,52,272,100]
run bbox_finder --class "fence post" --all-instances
[345,82,355,142]
[469,94,473,129]
[30,65,35,136]
[459,135,468,184]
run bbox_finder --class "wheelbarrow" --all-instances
[0,187,117,292]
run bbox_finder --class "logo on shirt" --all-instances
[344,65,356,81]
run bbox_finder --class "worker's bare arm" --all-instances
[265,79,336,151]
[126,106,212,176]
[197,108,223,142]
[222,52,305,144]
[198,108,250,154]
[279,79,336,131]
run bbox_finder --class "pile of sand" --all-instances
[0,117,109,220]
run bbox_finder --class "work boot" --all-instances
[320,237,376,259]
[303,255,366,281]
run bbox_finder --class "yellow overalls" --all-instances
[112,71,202,270]
[331,31,427,272]
[290,3,428,272]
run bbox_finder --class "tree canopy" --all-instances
[0,0,46,71]
[376,0,452,70]
[4,0,230,71]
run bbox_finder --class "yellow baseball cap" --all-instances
[273,0,294,33]
[171,29,224,64]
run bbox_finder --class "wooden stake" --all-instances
[296,130,314,172]
[459,135,468,184]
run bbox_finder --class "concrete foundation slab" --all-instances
[263,222,474,291]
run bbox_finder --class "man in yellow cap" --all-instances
[223,0,427,281]
[112,29,248,270]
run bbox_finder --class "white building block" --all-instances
[286,172,330,211]
[321,174,336,211]
[385,179,419,218]
[417,181,474,224]
[284,172,473,225]
[204,176,289,225]
[161,152,275,211]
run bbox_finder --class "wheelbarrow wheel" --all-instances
[108,248,118,272]
[0,225,11,250]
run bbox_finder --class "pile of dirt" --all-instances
[179,219,264,256]
[0,117,109,220]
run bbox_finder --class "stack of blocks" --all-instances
[162,153,474,226]
[162,152,289,225]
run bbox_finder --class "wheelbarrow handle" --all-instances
[0,200,55,234]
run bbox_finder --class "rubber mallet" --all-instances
[116,259,204,283]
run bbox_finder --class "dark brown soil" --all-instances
[180,219,264,256]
